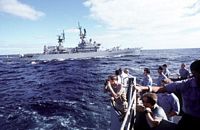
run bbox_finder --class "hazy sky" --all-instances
[0,0,200,55]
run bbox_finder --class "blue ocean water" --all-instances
[0,48,199,130]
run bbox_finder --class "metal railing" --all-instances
[120,77,137,130]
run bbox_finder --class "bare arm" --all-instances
[135,85,167,93]
[145,108,162,128]
[152,86,167,93]
[106,81,118,98]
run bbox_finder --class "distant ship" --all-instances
[21,23,141,61]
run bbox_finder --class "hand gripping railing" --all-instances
[120,77,137,130]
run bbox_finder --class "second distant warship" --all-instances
[22,23,141,61]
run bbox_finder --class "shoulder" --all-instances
[117,84,126,91]
[154,105,165,113]
[170,93,178,98]
[147,74,152,79]
[169,93,179,102]
[153,105,168,119]
[117,83,123,88]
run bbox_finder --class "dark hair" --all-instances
[118,68,123,74]
[144,68,150,74]
[162,64,167,67]
[142,92,157,105]
[158,66,163,70]
[110,75,118,81]
[115,70,120,75]
[190,60,200,73]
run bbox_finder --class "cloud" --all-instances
[186,0,200,16]
[84,0,199,28]
[84,0,200,30]
[0,0,44,20]
[84,0,200,49]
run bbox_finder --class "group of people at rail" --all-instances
[104,60,200,130]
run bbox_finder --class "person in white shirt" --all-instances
[162,64,171,78]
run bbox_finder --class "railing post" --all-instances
[120,77,137,130]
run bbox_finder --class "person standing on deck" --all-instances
[157,66,168,86]
[115,68,126,85]
[115,69,122,84]
[179,63,190,80]
[137,68,153,101]
[122,68,131,93]
[162,64,171,78]
[115,68,130,93]
[140,68,153,87]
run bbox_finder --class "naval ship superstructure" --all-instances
[22,24,141,61]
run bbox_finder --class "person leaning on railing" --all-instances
[135,92,168,130]
[104,75,128,117]
[135,59,200,130]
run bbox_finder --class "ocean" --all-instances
[0,48,199,130]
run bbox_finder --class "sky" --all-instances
[0,0,200,55]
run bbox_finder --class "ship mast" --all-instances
[78,22,86,43]
[58,30,65,47]
[62,30,65,42]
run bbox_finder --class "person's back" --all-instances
[157,92,180,122]
[165,78,200,129]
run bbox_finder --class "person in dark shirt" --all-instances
[179,63,190,79]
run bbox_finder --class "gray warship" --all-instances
[22,24,141,61]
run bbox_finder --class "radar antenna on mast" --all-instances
[58,30,65,46]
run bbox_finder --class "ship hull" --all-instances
[24,48,141,61]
